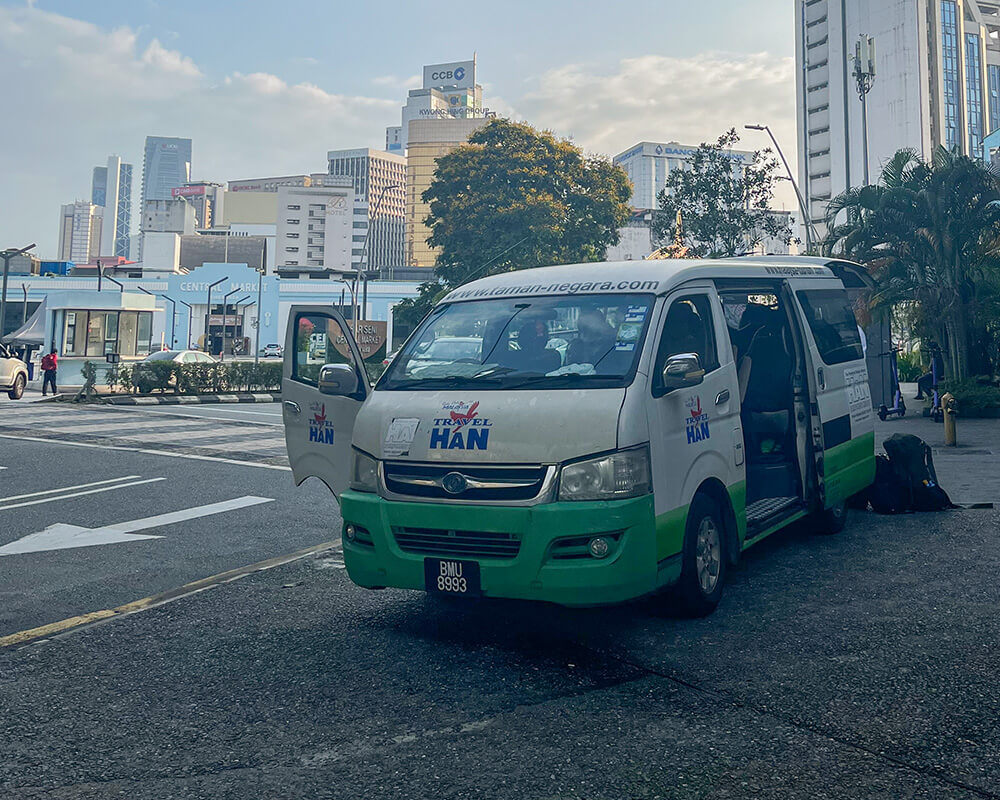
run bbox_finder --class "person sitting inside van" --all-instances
[566,309,616,367]
[510,318,560,374]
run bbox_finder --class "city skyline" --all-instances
[0,1,797,257]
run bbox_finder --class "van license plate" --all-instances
[424,558,481,596]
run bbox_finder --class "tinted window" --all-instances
[146,350,180,362]
[796,289,864,365]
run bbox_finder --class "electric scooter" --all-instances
[877,347,907,421]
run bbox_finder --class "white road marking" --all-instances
[0,477,166,510]
[0,495,275,556]
[0,433,292,470]
[0,476,142,504]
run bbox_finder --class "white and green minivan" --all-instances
[282,257,875,615]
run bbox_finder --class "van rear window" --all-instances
[796,289,864,365]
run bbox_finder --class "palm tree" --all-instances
[823,147,1000,379]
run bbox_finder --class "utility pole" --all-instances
[177,300,193,349]
[853,34,877,186]
[221,287,239,361]
[0,243,36,339]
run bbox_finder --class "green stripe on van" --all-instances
[824,431,875,507]
[654,480,748,562]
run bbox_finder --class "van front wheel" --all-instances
[675,494,727,617]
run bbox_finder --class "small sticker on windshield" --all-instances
[617,322,642,342]
[615,343,635,352]
[624,306,646,323]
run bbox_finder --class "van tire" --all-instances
[814,499,848,535]
[675,493,727,617]
[8,374,25,400]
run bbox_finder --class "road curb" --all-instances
[99,392,280,406]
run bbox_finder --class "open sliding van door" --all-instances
[282,306,370,499]
[785,278,875,509]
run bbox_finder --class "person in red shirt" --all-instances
[41,347,58,395]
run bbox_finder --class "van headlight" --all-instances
[558,446,651,502]
[350,450,379,492]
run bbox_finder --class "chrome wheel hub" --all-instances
[695,517,721,594]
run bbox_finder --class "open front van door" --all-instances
[282,306,369,499]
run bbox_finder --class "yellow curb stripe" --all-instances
[0,610,117,648]
[0,539,340,650]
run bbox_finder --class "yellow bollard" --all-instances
[942,392,958,446]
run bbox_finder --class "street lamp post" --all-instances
[230,295,250,356]
[205,276,228,356]
[254,239,267,366]
[21,284,28,325]
[177,300,194,349]
[221,288,239,361]
[745,124,817,252]
[853,34,877,185]
[354,182,401,335]
[0,243,36,339]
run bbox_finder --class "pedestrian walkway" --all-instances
[0,404,288,465]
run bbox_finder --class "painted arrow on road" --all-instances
[0,496,274,556]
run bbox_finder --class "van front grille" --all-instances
[383,462,549,502]
[392,527,521,559]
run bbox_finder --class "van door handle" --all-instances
[716,389,730,405]
[283,400,300,415]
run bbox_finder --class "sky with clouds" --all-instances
[0,0,796,257]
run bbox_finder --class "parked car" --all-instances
[262,343,283,358]
[142,349,218,365]
[0,343,29,400]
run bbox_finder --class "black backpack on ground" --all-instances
[870,433,956,513]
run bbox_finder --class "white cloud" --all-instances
[518,53,799,211]
[372,74,421,91]
[0,7,396,256]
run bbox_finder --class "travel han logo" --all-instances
[309,403,335,445]
[430,401,492,450]
[685,396,710,444]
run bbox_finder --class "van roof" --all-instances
[440,256,863,304]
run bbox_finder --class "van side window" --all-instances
[796,289,864,365]
[653,295,719,390]
[291,312,356,387]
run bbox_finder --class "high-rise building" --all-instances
[386,58,486,154]
[613,141,752,210]
[276,179,356,272]
[58,202,104,264]
[90,155,134,259]
[405,117,490,268]
[327,148,406,275]
[795,1,1000,238]
[141,136,192,208]
[91,166,107,207]
[172,181,224,229]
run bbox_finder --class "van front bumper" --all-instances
[338,491,666,607]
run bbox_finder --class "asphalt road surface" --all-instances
[1,404,999,798]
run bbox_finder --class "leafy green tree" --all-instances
[394,119,633,330]
[823,147,1000,379]
[651,129,792,257]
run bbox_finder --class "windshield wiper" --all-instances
[384,375,506,390]
[502,373,619,389]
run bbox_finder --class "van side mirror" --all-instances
[660,353,705,393]
[318,363,359,396]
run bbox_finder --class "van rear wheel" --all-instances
[814,499,848,535]
[675,493,727,617]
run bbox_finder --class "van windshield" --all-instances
[379,294,655,391]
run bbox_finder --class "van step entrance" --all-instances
[746,496,799,526]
